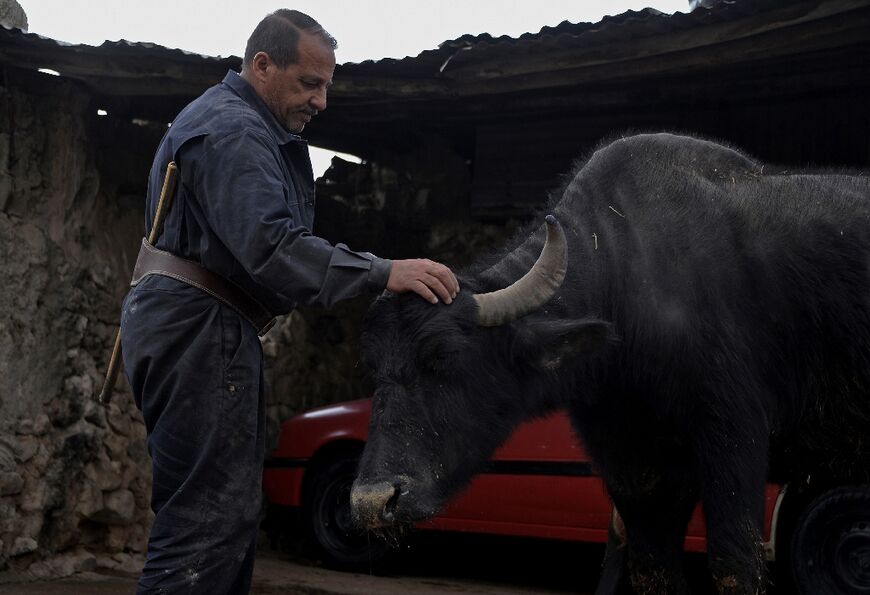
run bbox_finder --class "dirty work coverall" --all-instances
[120,70,391,594]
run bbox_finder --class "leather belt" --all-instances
[131,239,277,337]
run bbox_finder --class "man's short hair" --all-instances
[243,9,337,68]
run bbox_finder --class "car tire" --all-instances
[790,485,870,594]
[303,453,393,570]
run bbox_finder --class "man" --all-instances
[121,9,459,594]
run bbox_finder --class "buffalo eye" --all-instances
[417,348,460,374]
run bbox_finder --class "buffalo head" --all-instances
[350,216,610,530]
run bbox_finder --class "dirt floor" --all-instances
[0,532,791,594]
[0,533,598,595]
[0,549,582,595]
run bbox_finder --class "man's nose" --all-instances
[310,89,327,112]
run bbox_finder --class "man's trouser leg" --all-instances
[121,277,265,594]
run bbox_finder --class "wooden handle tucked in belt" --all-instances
[98,162,178,405]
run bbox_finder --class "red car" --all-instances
[263,399,870,593]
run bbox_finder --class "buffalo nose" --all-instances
[350,480,398,528]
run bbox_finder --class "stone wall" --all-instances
[0,69,161,576]
[0,67,517,577]
[0,0,27,30]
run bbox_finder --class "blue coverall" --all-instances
[121,70,391,594]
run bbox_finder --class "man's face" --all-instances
[258,32,335,133]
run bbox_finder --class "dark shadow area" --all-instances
[266,521,798,594]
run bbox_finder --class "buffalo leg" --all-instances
[596,508,631,595]
[603,467,699,595]
[695,419,769,595]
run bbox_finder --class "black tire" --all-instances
[790,485,870,594]
[302,453,393,570]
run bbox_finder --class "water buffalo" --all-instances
[349,132,870,594]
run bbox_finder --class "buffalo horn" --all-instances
[473,215,568,326]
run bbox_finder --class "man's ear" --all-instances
[513,317,612,370]
[247,51,273,82]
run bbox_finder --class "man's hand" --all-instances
[387,259,459,305]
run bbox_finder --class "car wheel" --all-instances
[790,485,870,594]
[303,453,392,570]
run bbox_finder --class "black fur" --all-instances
[354,133,870,594]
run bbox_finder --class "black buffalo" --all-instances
[350,133,870,594]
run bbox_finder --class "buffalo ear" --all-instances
[515,318,612,370]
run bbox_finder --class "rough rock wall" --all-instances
[0,0,27,31]
[0,70,160,577]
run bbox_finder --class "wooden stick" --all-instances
[148,162,179,245]
[98,162,178,405]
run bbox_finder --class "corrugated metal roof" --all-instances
[3,0,865,90]
[2,0,868,123]
[451,0,812,50]
[322,0,870,107]
[0,24,239,117]
[336,0,796,76]
[0,25,237,64]
[0,1,795,84]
